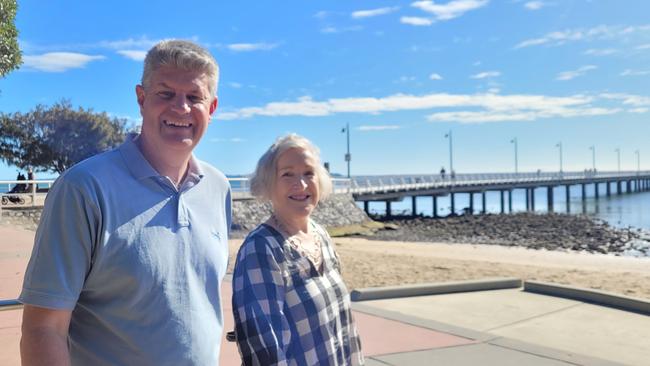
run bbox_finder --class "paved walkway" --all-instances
[2,226,649,365]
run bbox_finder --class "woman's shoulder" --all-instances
[237,223,284,257]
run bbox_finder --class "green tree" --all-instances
[0,0,22,78]
[0,100,128,173]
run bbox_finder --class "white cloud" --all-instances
[227,43,278,52]
[636,43,650,50]
[584,48,618,56]
[629,108,649,114]
[352,7,400,19]
[229,82,243,89]
[411,0,489,21]
[516,24,650,48]
[429,73,443,80]
[22,52,105,72]
[524,1,545,10]
[321,26,363,34]
[117,50,147,61]
[358,125,401,131]
[400,16,433,26]
[99,36,161,50]
[470,71,501,79]
[621,69,650,76]
[397,76,416,83]
[600,93,650,107]
[209,137,246,143]
[215,91,636,125]
[556,65,597,81]
[314,11,329,19]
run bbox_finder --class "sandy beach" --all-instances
[2,225,649,302]
[228,236,650,301]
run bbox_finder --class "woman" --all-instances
[232,134,364,365]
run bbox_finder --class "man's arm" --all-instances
[21,305,72,366]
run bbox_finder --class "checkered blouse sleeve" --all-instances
[232,231,291,366]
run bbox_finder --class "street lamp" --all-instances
[510,138,518,174]
[635,150,640,175]
[556,142,563,173]
[615,148,621,173]
[589,145,596,171]
[444,130,454,174]
[341,123,351,178]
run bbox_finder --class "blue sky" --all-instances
[2,0,650,179]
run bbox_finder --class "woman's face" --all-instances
[271,147,320,221]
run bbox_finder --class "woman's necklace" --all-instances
[271,215,323,270]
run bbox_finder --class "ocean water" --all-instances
[357,184,650,231]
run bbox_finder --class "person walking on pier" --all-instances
[232,134,364,365]
[19,40,231,366]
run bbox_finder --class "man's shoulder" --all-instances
[57,148,123,187]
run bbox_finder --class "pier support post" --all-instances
[450,192,456,215]
[581,184,586,201]
[481,192,486,214]
[594,183,599,198]
[500,191,505,213]
[508,190,513,212]
[627,180,632,193]
[525,189,530,211]
[617,181,622,194]
[547,186,554,212]
[386,201,392,218]
[565,185,570,213]
[606,182,611,196]
[530,188,536,212]
[364,201,369,215]
[411,196,417,217]
[469,193,474,215]
[433,196,438,218]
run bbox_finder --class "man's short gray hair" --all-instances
[250,134,333,202]
[142,39,219,96]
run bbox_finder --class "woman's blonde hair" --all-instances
[250,134,332,201]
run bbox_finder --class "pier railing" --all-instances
[3,171,649,207]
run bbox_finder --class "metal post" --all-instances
[445,130,454,175]
[511,138,518,174]
[508,190,513,212]
[342,123,351,178]
[590,145,596,171]
[363,201,369,214]
[635,150,640,176]
[386,201,391,218]
[500,190,505,213]
[530,188,535,211]
[556,142,563,173]
[450,192,456,215]
[547,186,554,212]
[615,148,621,173]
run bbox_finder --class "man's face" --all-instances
[136,66,217,157]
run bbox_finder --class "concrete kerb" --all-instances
[524,280,650,316]
[350,277,522,302]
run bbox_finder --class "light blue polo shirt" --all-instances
[20,135,232,366]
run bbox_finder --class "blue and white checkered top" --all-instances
[232,221,364,366]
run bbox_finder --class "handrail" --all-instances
[0,299,22,311]
[3,170,649,205]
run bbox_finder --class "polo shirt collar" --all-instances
[119,133,204,184]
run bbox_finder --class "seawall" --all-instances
[0,194,371,233]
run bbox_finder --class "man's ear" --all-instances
[209,97,218,116]
[136,85,146,108]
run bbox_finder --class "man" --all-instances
[19,40,231,365]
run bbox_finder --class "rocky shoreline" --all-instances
[367,212,650,257]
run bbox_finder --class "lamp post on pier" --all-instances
[444,130,454,175]
[510,137,518,174]
[556,142,563,173]
[341,123,351,178]
[589,145,596,171]
[635,150,640,175]
[615,148,621,173]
